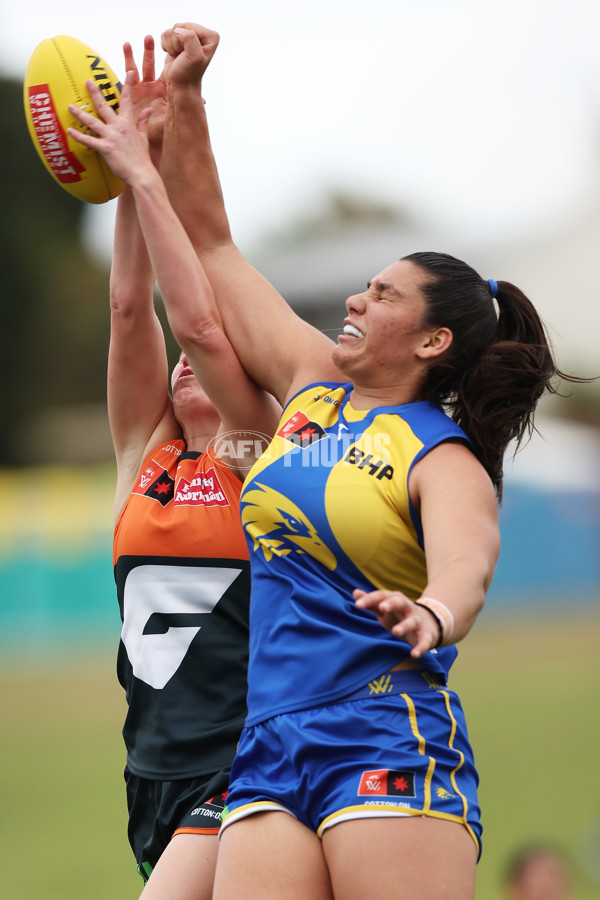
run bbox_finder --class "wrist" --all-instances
[129,164,163,196]
[415,597,455,646]
[167,79,204,101]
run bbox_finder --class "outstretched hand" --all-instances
[67,71,155,186]
[161,23,220,86]
[123,35,168,153]
[353,589,441,658]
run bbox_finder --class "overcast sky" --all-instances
[5,0,600,485]
[7,0,600,249]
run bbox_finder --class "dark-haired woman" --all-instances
[207,255,554,900]
[126,25,579,900]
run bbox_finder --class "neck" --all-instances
[349,379,422,410]
[181,428,216,454]
[179,418,221,454]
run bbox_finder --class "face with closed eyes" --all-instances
[170,353,220,429]
[332,259,450,397]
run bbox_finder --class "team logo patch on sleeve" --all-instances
[358,769,416,798]
[278,411,326,446]
[132,460,175,506]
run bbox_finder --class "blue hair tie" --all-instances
[487,278,498,298]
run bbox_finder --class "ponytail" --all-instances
[452,281,558,500]
[404,252,584,501]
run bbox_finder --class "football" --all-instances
[23,35,125,204]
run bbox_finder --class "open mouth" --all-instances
[342,323,364,339]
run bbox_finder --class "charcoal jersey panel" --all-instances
[113,441,250,779]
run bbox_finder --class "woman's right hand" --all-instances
[353,588,442,658]
[67,70,155,187]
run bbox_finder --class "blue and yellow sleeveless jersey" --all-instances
[240,382,471,727]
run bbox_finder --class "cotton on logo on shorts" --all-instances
[191,806,221,820]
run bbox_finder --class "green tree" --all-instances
[0,77,113,464]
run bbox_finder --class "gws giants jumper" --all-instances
[114,440,249,779]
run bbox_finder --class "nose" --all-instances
[345,289,367,314]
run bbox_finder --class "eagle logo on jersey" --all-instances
[240,481,337,570]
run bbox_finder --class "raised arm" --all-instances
[107,185,178,519]
[68,65,281,467]
[98,38,179,518]
[160,25,342,404]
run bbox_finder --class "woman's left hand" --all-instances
[353,588,440,658]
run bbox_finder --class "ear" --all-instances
[416,327,453,360]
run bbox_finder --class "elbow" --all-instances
[109,287,132,321]
[477,555,498,613]
[171,313,225,353]
[109,278,154,320]
[475,591,486,617]
[483,540,500,598]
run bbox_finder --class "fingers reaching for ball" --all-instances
[141,34,156,82]
[68,74,125,142]
[67,72,154,185]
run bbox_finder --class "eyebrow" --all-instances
[367,279,402,297]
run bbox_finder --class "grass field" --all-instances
[1,611,599,899]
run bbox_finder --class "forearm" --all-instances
[162,80,339,402]
[356,444,500,657]
[354,554,491,660]
[129,151,281,440]
[416,444,500,646]
[161,81,264,361]
[418,553,492,646]
[162,81,232,251]
[128,163,224,349]
[107,187,174,476]
[110,187,155,316]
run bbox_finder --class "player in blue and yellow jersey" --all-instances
[152,23,583,900]
[69,35,280,900]
[80,23,582,900]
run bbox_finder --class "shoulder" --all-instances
[114,437,185,523]
[410,441,495,510]
[140,438,187,469]
[284,380,351,408]
[399,402,470,447]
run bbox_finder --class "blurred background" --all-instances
[1,1,599,897]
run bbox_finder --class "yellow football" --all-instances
[23,35,125,204]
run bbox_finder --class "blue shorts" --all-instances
[221,670,482,857]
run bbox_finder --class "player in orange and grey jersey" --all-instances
[69,33,280,900]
